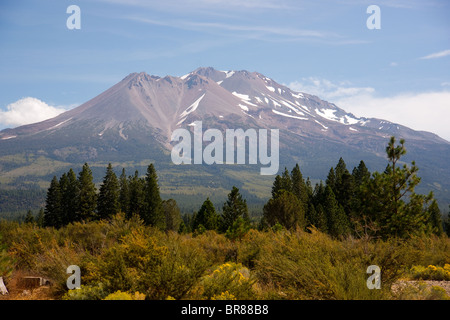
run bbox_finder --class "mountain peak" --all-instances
[1,67,446,147]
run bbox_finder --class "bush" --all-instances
[84,228,210,299]
[410,264,450,281]
[393,281,450,300]
[62,284,108,300]
[196,262,255,300]
[103,290,145,300]
[254,229,394,299]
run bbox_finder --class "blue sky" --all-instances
[1,0,449,139]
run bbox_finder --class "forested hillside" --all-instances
[1,137,449,300]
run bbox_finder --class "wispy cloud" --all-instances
[419,49,450,60]
[126,16,347,44]
[0,97,72,128]
[288,78,450,141]
[96,0,292,10]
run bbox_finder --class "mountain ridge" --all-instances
[0,67,449,210]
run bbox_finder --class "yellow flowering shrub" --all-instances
[198,262,254,300]
[410,264,450,281]
[211,291,237,300]
[103,290,145,300]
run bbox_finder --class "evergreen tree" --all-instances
[291,164,309,212]
[314,204,328,233]
[334,157,348,183]
[221,186,249,232]
[324,186,349,238]
[445,206,450,237]
[24,210,34,224]
[271,167,292,198]
[330,157,354,215]
[77,163,97,221]
[225,217,250,241]
[352,160,371,187]
[351,161,371,221]
[143,164,165,229]
[36,208,45,227]
[305,177,314,200]
[263,190,305,230]
[60,169,80,225]
[306,202,328,233]
[44,176,62,228]
[193,198,219,231]
[162,199,182,232]
[326,167,336,191]
[312,181,326,207]
[128,171,145,219]
[427,200,444,236]
[119,168,130,215]
[363,137,434,239]
[97,163,120,220]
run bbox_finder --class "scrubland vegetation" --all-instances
[0,214,449,300]
[0,137,449,300]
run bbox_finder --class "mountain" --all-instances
[1,67,449,212]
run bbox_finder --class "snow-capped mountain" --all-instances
[1,67,444,145]
[0,67,449,204]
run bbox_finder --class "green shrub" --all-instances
[254,229,393,299]
[393,281,450,300]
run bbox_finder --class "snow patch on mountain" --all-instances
[180,94,206,119]
[272,109,308,120]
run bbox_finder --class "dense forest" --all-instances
[1,137,449,300]
[38,136,449,239]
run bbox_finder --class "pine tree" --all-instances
[324,186,349,238]
[143,164,165,229]
[351,160,371,221]
[291,164,309,212]
[263,190,305,230]
[221,186,249,232]
[119,168,130,215]
[162,199,182,232]
[128,171,145,219]
[44,176,62,228]
[36,208,45,227]
[312,181,326,207]
[335,157,348,183]
[314,204,328,233]
[271,167,292,198]
[363,137,434,239]
[326,167,336,191]
[97,163,120,220]
[77,163,97,222]
[427,200,444,236]
[60,169,80,225]
[445,206,450,237]
[24,210,34,224]
[352,160,370,187]
[331,158,354,214]
[306,202,328,233]
[193,198,219,231]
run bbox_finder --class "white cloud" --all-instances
[419,49,450,60]
[0,97,70,128]
[288,78,450,141]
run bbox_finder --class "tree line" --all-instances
[262,137,445,239]
[41,137,448,239]
[42,162,251,238]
